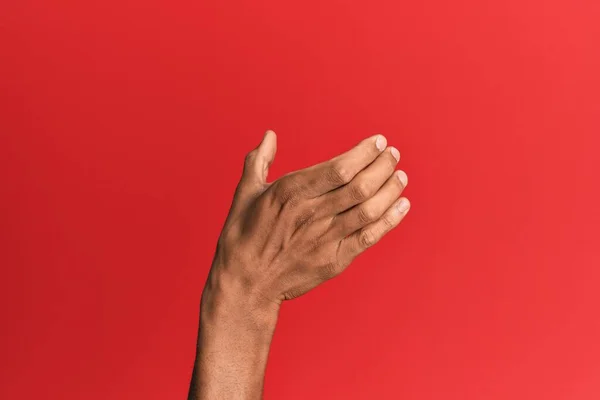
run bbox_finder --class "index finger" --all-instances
[295,134,387,197]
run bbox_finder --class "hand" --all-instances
[190,130,411,400]
[208,130,410,309]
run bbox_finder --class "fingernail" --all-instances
[396,170,408,187]
[396,198,410,214]
[375,135,387,151]
[390,147,400,162]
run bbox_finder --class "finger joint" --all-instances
[327,162,352,186]
[359,230,377,248]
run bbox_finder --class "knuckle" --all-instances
[359,229,377,248]
[381,214,396,230]
[349,180,371,202]
[245,149,258,164]
[273,179,300,205]
[327,162,352,185]
[357,205,377,224]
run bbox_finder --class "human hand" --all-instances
[190,130,410,399]
[207,130,410,308]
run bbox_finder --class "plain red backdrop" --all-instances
[1,0,599,399]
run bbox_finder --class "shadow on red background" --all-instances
[1,0,599,399]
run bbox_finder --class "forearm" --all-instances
[188,268,280,400]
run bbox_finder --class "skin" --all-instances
[188,130,410,400]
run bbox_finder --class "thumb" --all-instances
[225,130,277,224]
[243,129,277,185]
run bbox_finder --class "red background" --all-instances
[1,0,599,399]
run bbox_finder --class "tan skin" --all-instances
[188,130,410,399]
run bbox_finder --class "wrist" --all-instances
[190,264,279,400]
[201,265,280,333]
